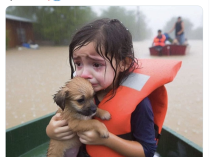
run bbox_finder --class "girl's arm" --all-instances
[104,132,145,157]
[78,131,145,157]
[46,113,76,141]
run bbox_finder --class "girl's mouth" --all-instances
[91,83,98,87]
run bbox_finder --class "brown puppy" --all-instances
[47,77,111,157]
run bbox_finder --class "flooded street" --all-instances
[6,40,203,147]
[134,40,203,147]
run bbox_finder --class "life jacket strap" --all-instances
[154,124,161,140]
[117,132,135,140]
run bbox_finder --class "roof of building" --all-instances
[6,14,36,23]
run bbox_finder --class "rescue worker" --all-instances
[152,30,166,56]
[168,16,185,45]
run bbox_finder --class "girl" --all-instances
[46,18,181,157]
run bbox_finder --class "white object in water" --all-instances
[30,44,39,49]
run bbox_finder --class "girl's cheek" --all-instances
[93,66,105,73]
[76,66,82,71]
[94,68,103,73]
[75,67,82,76]
[75,63,83,71]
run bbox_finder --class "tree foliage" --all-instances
[99,6,152,41]
[34,6,97,44]
[6,6,152,45]
[6,6,97,45]
[6,6,38,20]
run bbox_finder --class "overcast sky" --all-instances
[91,5,203,36]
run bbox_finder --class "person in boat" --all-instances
[163,33,173,44]
[152,30,166,56]
[168,16,185,45]
[46,18,181,157]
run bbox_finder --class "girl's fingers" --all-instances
[77,132,89,143]
[58,131,74,137]
[77,131,93,138]
[55,119,68,127]
[60,133,77,140]
[55,125,71,133]
[58,131,76,139]
[77,131,92,141]
[50,113,78,140]
[53,113,62,120]
[79,137,88,144]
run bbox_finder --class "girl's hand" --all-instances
[46,113,76,141]
[77,130,108,145]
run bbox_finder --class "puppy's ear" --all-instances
[53,88,68,111]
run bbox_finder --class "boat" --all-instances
[149,44,189,56]
[6,113,202,157]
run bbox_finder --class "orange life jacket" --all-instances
[153,35,166,46]
[86,59,182,157]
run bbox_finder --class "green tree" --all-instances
[34,6,97,45]
[99,6,151,41]
[6,6,98,45]
[6,6,38,20]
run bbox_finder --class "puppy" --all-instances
[47,77,111,157]
[172,38,179,45]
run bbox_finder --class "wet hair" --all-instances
[69,18,139,98]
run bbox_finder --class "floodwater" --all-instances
[6,40,203,147]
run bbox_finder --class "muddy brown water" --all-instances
[6,40,203,147]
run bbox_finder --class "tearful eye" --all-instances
[75,62,81,66]
[77,98,85,103]
[93,63,100,67]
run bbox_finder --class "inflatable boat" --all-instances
[149,44,189,56]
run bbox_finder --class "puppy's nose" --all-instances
[90,106,97,113]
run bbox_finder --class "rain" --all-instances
[5,5,205,156]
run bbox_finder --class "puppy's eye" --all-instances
[77,98,84,103]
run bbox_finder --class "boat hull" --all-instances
[149,45,189,56]
[6,113,202,157]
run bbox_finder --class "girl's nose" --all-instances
[80,68,92,79]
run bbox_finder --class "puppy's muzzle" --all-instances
[90,105,97,113]
[78,102,98,117]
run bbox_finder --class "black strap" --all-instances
[77,144,91,157]
[117,132,135,140]
[94,95,100,106]
[154,124,161,139]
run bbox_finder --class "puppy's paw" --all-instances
[100,111,111,120]
[99,129,109,138]
[97,123,109,138]
[101,132,109,138]
[96,109,111,120]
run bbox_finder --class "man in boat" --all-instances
[168,16,185,45]
[152,30,166,56]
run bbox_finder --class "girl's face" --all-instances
[73,42,116,92]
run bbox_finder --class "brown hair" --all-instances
[69,18,139,97]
